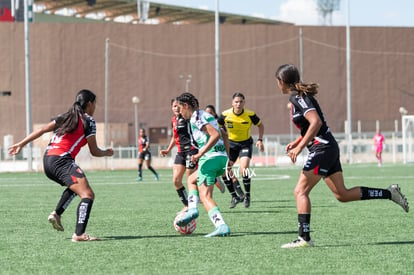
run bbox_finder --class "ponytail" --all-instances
[275,64,319,95]
[295,82,319,96]
[55,89,96,135]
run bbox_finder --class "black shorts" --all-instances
[174,149,198,166]
[139,150,151,160]
[43,154,85,187]
[229,138,253,162]
[303,139,342,177]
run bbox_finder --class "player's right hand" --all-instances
[8,144,21,156]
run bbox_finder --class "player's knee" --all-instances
[293,187,304,199]
[78,189,95,200]
[173,178,183,188]
[334,192,347,202]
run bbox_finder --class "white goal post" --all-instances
[402,115,414,163]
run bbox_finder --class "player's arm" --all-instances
[160,135,175,157]
[87,135,113,157]
[220,128,234,168]
[8,121,55,156]
[143,138,150,151]
[191,124,219,163]
[286,136,303,153]
[251,113,264,152]
[288,110,321,163]
[256,122,264,152]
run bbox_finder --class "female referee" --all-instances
[275,64,409,248]
[8,89,113,242]
[217,92,265,208]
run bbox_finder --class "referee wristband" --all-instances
[257,139,263,142]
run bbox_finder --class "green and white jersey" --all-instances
[190,109,227,160]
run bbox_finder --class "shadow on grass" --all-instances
[371,240,414,245]
[230,230,298,237]
[101,230,298,241]
[222,209,285,214]
[313,240,414,248]
[253,199,292,203]
[100,234,188,241]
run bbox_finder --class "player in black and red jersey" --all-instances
[8,89,113,242]
[137,128,159,181]
[275,64,409,248]
[160,99,198,209]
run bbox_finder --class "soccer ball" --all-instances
[173,211,197,235]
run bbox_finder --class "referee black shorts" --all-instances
[229,138,253,162]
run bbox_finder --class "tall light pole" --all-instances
[179,74,192,92]
[345,0,352,163]
[24,0,33,171]
[400,107,408,163]
[105,38,110,149]
[132,96,140,150]
[215,0,220,113]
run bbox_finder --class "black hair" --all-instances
[232,92,245,100]
[275,64,319,95]
[176,92,199,109]
[176,92,200,120]
[205,104,218,118]
[55,89,96,135]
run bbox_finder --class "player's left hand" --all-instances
[256,140,264,152]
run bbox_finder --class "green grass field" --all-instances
[1,163,414,274]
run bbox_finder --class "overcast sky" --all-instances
[151,0,414,27]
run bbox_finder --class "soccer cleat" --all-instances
[229,196,242,208]
[215,177,226,193]
[234,184,245,200]
[137,176,142,181]
[154,174,159,181]
[244,195,250,208]
[48,211,64,232]
[235,191,245,201]
[72,233,101,242]
[388,184,409,212]
[281,237,314,248]
[205,224,230,237]
[176,206,188,215]
[175,208,199,227]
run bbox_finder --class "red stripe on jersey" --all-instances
[46,119,87,159]
[172,116,182,153]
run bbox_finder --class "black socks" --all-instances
[360,187,391,200]
[298,213,311,241]
[75,198,93,236]
[55,188,77,216]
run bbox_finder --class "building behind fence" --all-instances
[1,130,411,173]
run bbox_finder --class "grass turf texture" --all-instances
[1,164,414,274]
